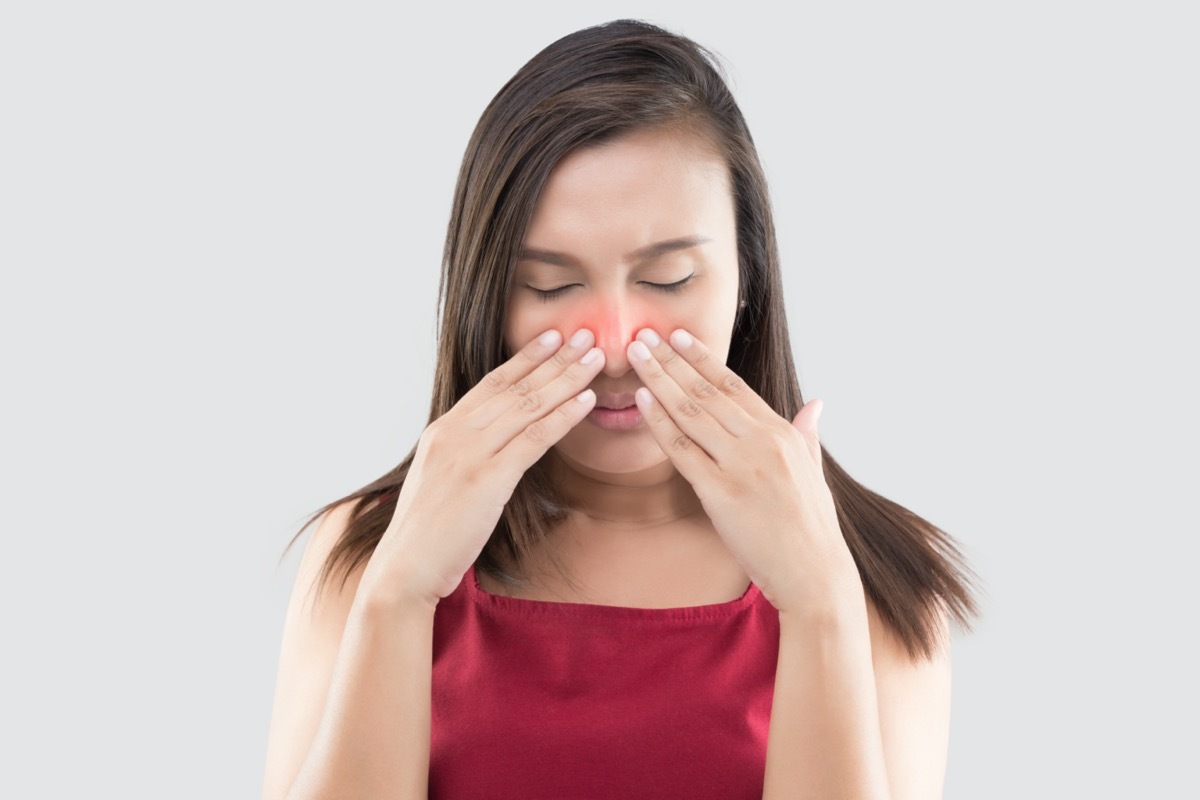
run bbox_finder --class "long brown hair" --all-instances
[284,19,980,659]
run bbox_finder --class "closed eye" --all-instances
[527,274,696,302]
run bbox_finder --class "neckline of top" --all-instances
[465,563,762,622]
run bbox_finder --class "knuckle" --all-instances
[720,371,747,395]
[692,347,712,366]
[523,419,549,443]
[420,421,446,448]
[670,433,694,452]
[482,368,507,393]
[765,443,789,468]
[690,378,717,399]
[517,392,543,413]
[508,377,533,396]
[422,426,461,459]
[567,360,594,382]
[549,350,571,369]
[677,398,703,418]
[658,348,679,366]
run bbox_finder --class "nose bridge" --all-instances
[594,296,630,352]
[591,291,639,374]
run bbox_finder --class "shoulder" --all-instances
[865,594,951,665]
[282,498,378,665]
[296,497,389,610]
[864,593,951,697]
[865,595,952,799]
[262,499,374,799]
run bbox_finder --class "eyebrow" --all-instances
[517,234,713,268]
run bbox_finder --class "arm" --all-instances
[762,579,952,800]
[261,504,436,800]
[261,328,606,798]
[612,335,953,795]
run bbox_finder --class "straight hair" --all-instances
[285,18,980,660]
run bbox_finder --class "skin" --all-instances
[493,126,953,798]
[261,125,951,800]
[493,125,752,606]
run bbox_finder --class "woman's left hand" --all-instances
[627,327,861,614]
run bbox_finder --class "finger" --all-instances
[665,328,776,421]
[794,398,824,465]
[455,328,564,416]
[497,385,598,474]
[631,386,714,487]
[632,328,754,438]
[626,333,738,464]
[477,342,607,454]
[467,328,596,430]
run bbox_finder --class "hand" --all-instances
[626,328,859,613]
[359,328,606,608]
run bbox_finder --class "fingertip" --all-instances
[569,328,594,349]
[669,329,693,350]
[580,347,604,366]
[635,328,661,347]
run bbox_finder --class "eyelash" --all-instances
[528,274,696,303]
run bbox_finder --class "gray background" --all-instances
[2,1,1195,797]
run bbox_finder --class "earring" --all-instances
[739,299,748,308]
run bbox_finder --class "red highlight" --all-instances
[570,309,657,351]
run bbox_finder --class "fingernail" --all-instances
[629,340,651,361]
[670,329,693,349]
[580,347,602,365]
[539,330,561,348]
[636,329,661,347]
[570,328,592,348]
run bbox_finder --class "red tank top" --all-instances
[429,563,781,798]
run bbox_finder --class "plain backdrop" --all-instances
[2,1,1195,797]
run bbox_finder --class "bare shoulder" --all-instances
[261,500,374,800]
[865,594,952,667]
[865,596,953,800]
[292,500,374,615]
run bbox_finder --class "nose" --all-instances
[590,298,645,378]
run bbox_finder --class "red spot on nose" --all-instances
[571,310,650,348]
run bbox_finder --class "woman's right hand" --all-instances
[357,328,605,609]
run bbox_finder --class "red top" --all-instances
[429,563,781,798]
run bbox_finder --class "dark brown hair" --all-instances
[284,19,979,659]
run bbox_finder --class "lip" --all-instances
[595,393,636,410]
[586,404,643,431]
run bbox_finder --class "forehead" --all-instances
[523,128,733,251]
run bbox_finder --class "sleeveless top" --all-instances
[429,563,782,799]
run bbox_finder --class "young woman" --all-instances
[263,19,979,800]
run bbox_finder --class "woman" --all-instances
[263,19,979,800]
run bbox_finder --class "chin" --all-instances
[550,425,669,476]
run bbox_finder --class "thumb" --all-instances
[792,397,823,430]
[793,398,824,461]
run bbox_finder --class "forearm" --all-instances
[285,592,436,800]
[762,586,891,800]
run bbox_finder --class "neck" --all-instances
[547,449,704,529]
